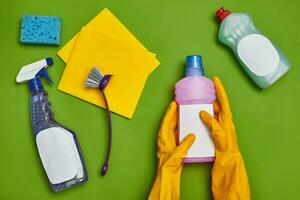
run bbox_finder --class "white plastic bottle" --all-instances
[216,7,291,88]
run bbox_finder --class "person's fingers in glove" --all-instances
[149,101,195,200]
[157,101,177,153]
[199,76,251,200]
[213,77,232,117]
[213,101,221,118]
[200,111,226,152]
[173,133,195,159]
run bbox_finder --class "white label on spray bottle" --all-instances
[36,127,82,184]
[179,104,215,159]
[237,34,279,76]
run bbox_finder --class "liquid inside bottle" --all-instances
[216,7,290,88]
[30,79,87,192]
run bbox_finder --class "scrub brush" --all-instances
[85,67,113,176]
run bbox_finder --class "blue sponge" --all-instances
[20,16,61,45]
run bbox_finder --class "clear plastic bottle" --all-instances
[216,7,290,88]
[175,55,216,163]
[29,75,87,192]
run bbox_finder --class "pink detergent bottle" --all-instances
[175,55,216,163]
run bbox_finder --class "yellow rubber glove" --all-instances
[200,77,251,200]
[148,101,195,200]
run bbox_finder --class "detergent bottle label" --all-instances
[237,34,280,76]
[179,104,215,160]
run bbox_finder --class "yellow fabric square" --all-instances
[57,8,160,74]
[58,28,155,118]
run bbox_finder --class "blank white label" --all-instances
[237,34,279,76]
[179,104,215,158]
[36,127,81,184]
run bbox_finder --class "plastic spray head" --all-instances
[185,55,204,77]
[216,7,231,21]
[16,57,54,90]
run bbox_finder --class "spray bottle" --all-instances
[175,55,216,163]
[16,58,87,192]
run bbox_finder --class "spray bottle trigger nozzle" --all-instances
[36,68,53,84]
[16,57,54,83]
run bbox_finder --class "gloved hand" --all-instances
[148,101,195,200]
[200,77,251,200]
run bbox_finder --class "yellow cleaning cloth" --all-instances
[58,27,156,118]
[57,8,160,74]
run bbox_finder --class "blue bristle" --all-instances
[20,15,61,45]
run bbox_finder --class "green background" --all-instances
[1,0,299,199]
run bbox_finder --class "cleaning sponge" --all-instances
[20,16,61,45]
